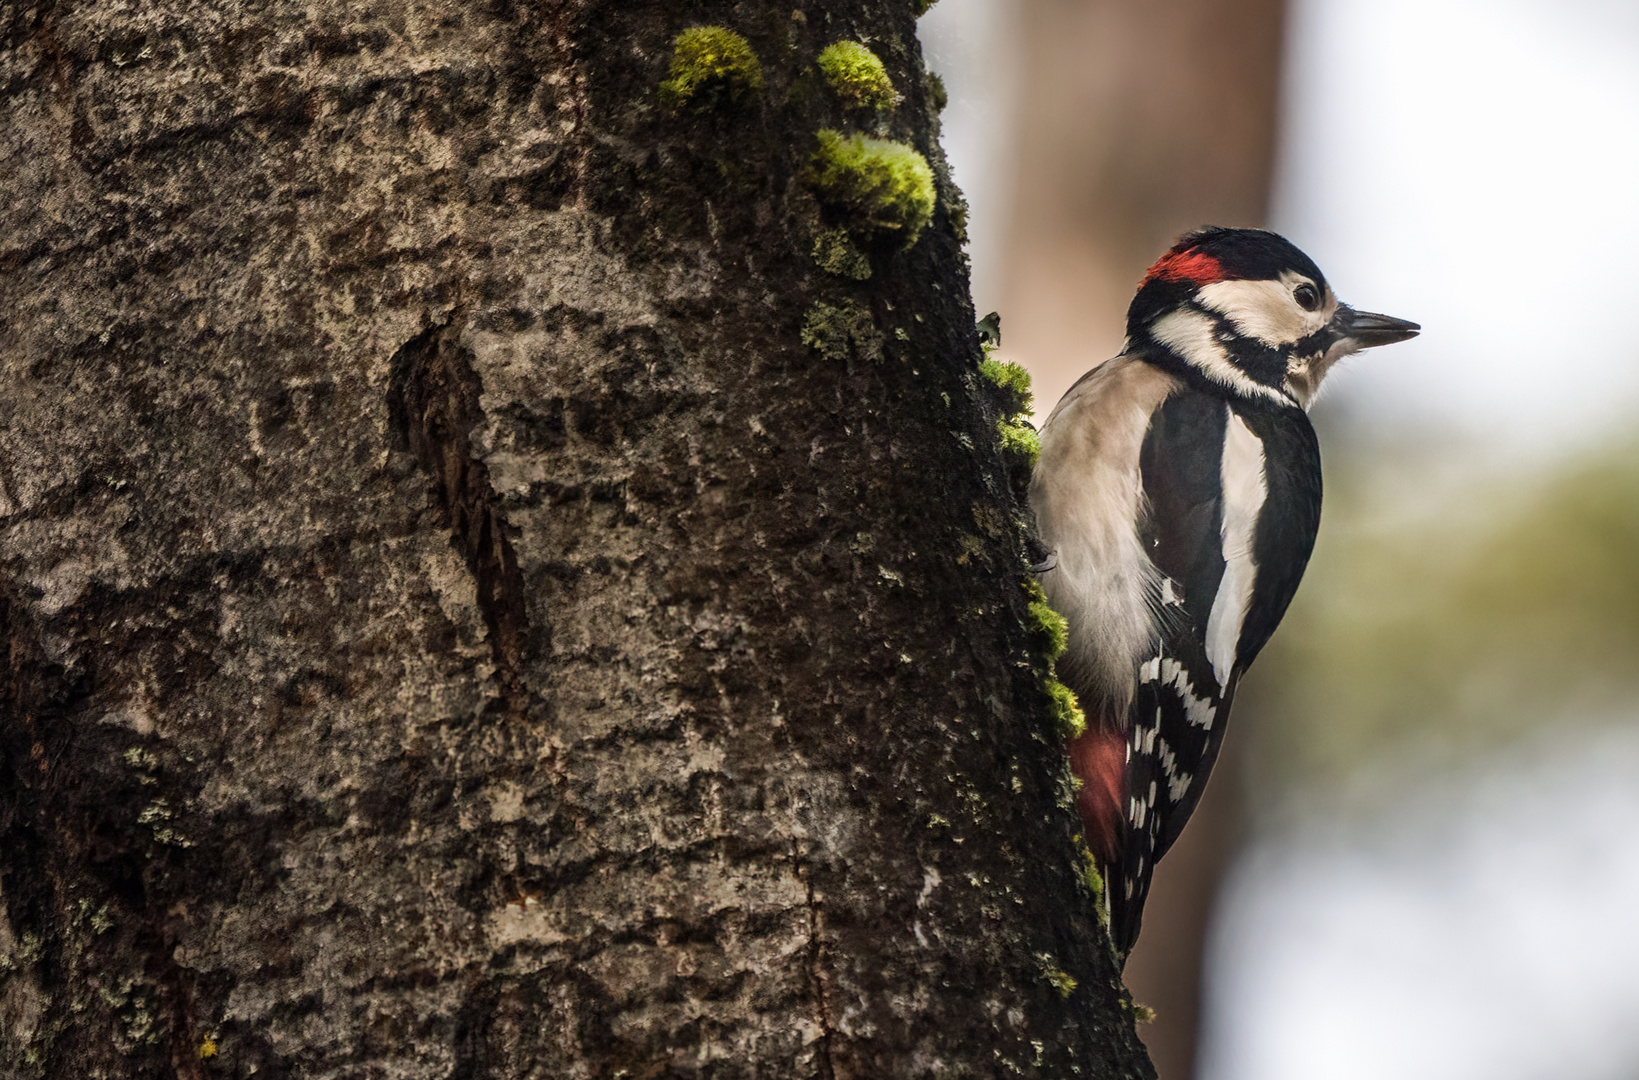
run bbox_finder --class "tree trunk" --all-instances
[0,2,1154,1077]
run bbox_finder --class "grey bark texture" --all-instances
[0,2,1154,1077]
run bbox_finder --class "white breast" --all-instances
[1029,357,1181,727]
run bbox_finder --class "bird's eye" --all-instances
[1294,283,1321,311]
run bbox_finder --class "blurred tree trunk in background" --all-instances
[1004,0,1289,412]
[1003,2,1289,1078]
[0,2,1156,1076]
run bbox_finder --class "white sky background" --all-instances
[915,0,1017,320]
[919,1,1639,1077]
[1275,0,1639,457]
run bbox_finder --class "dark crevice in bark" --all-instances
[794,837,838,1080]
[0,586,201,1075]
[387,320,533,716]
[0,589,76,897]
[448,980,498,1080]
[162,965,208,1080]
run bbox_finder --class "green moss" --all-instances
[916,0,941,13]
[1034,952,1078,998]
[1043,677,1086,740]
[1023,578,1068,661]
[926,71,948,114]
[659,26,765,109]
[811,228,872,280]
[806,129,936,242]
[1079,845,1108,916]
[816,41,896,110]
[801,298,884,363]
[979,344,1039,466]
[998,418,1040,467]
[980,356,1033,415]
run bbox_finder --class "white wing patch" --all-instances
[1205,409,1268,689]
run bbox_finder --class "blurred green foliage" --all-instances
[1239,439,1639,800]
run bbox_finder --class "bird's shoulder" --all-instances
[1038,352,1184,446]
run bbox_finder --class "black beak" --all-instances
[1338,306,1420,348]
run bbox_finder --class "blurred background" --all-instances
[917,2,1639,1078]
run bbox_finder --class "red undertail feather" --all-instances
[1067,728,1127,864]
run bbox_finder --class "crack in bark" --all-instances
[387,321,532,716]
[794,837,838,1080]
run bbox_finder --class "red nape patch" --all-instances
[1142,248,1225,286]
[1067,728,1129,864]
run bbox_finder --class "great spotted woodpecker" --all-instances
[1029,227,1418,957]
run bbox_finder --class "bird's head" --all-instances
[1125,227,1419,409]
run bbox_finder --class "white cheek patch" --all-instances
[1194,274,1330,347]
[1205,409,1268,689]
[1148,308,1289,406]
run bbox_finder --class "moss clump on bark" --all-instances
[1023,578,1068,660]
[811,228,872,280]
[981,352,1040,467]
[1035,952,1079,998]
[998,418,1041,467]
[800,298,884,363]
[659,26,765,109]
[1024,579,1084,738]
[1043,677,1087,739]
[926,71,948,114]
[1078,843,1108,919]
[980,356,1033,415]
[816,42,896,110]
[805,130,935,242]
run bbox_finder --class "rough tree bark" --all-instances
[0,2,1154,1077]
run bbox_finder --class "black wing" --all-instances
[1108,391,1321,956]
